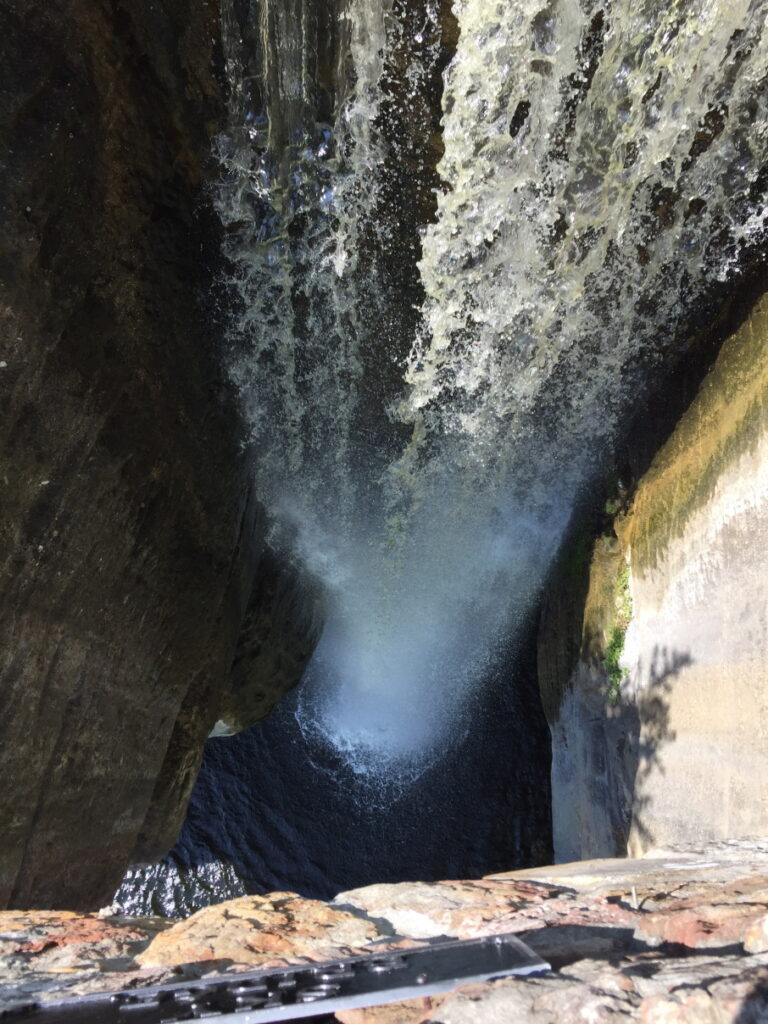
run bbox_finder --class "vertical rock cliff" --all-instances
[0,0,314,910]
[540,286,768,862]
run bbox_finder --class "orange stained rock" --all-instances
[136,892,380,967]
[0,909,152,954]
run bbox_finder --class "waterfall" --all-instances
[216,0,768,776]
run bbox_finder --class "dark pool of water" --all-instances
[115,650,552,917]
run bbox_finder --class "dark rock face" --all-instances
[0,0,314,910]
[214,550,321,739]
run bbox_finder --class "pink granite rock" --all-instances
[743,914,768,955]
[3,841,768,1022]
[136,892,380,967]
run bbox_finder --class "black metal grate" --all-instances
[1,932,549,1023]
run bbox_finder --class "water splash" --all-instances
[292,478,568,776]
[217,0,768,780]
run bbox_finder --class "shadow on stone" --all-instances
[627,645,691,851]
[520,924,635,968]
[548,641,691,862]
[735,971,768,1023]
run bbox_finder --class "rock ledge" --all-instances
[1,839,768,1021]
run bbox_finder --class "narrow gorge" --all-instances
[109,0,768,914]
[1,0,767,1018]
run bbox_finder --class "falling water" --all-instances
[113,0,768,915]
[216,0,768,777]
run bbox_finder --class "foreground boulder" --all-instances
[1,840,767,1021]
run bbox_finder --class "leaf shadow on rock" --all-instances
[625,644,691,851]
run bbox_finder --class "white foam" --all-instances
[215,0,768,776]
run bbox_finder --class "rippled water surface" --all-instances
[116,649,551,916]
